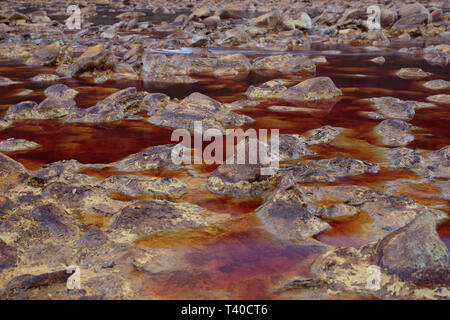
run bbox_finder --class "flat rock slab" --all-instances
[109,199,230,241]
[422,79,450,90]
[426,94,450,104]
[99,175,186,198]
[395,68,431,80]
[0,138,40,152]
[375,119,414,146]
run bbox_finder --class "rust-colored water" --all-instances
[0,44,449,299]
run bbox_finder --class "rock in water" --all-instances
[65,44,108,78]
[282,77,342,102]
[374,214,449,280]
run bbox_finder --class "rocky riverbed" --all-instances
[0,0,449,300]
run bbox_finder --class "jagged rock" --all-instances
[375,119,414,146]
[32,159,83,184]
[65,44,109,78]
[26,43,61,66]
[110,144,176,172]
[99,175,186,198]
[282,164,335,183]
[367,97,416,120]
[374,214,449,281]
[396,68,431,80]
[282,77,342,102]
[277,134,310,161]
[427,145,450,178]
[140,93,170,116]
[393,13,429,29]
[311,157,379,177]
[203,15,221,27]
[188,6,212,21]
[387,147,423,169]
[117,11,145,21]
[148,92,228,132]
[252,54,316,74]
[30,10,50,23]
[66,87,142,123]
[282,12,312,30]
[0,138,40,152]
[305,125,341,145]
[423,45,449,67]
[0,152,30,193]
[256,184,330,241]
[249,10,280,28]
[299,184,446,242]
[221,113,255,127]
[245,79,288,100]
[109,199,229,240]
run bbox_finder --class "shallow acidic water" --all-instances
[0,45,449,299]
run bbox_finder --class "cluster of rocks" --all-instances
[0,0,448,301]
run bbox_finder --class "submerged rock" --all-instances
[0,152,30,193]
[31,204,74,236]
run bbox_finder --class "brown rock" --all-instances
[374,214,449,281]
[0,152,30,193]
[282,77,342,102]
